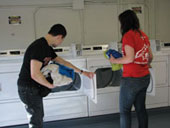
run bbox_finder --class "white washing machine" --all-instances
[82,44,121,116]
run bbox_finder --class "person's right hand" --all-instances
[82,71,95,79]
[48,84,54,89]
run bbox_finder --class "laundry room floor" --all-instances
[4,107,170,128]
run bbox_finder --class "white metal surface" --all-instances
[0,100,28,127]
[83,74,97,104]
[44,96,88,122]
[0,57,22,101]
[147,68,155,96]
[146,87,169,109]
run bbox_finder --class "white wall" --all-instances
[0,0,72,6]
[0,0,169,50]
[155,0,170,42]
[35,4,119,46]
[83,4,119,45]
[0,7,35,50]
[35,7,82,46]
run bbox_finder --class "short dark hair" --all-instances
[48,24,67,38]
[119,10,140,36]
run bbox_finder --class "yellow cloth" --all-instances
[104,50,122,71]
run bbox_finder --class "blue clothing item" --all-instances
[52,62,75,80]
[106,49,122,59]
[120,74,150,128]
[104,49,122,71]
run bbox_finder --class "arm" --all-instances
[30,59,54,89]
[53,56,94,78]
[109,45,135,64]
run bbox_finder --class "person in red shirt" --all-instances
[109,10,153,128]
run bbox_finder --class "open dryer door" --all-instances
[147,68,155,96]
[82,74,97,104]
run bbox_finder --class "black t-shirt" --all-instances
[18,37,57,87]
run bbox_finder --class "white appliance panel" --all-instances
[44,96,88,121]
[83,74,97,104]
[146,87,169,108]
[0,72,19,100]
[0,101,27,127]
[88,92,119,116]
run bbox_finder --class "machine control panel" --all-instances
[163,42,170,47]
[160,42,170,53]
[0,49,25,56]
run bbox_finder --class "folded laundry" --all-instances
[105,49,122,59]
[104,49,122,71]
[41,63,74,87]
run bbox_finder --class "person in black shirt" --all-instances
[17,24,94,128]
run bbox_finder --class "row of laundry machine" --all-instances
[0,41,159,127]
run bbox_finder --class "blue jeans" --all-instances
[119,74,150,128]
[18,85,44,128]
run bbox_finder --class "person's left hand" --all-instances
[82,71,95,79]
[109,54,116,64]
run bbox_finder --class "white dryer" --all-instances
[82,44,121,116]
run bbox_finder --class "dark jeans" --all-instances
[18,85,44,128]
[119,74,150,128]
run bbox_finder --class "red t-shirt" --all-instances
[122,30,150,77]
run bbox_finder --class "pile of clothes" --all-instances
[41,63,75,87]
[41,62,81,93]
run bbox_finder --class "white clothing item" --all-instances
[41,64,73,87]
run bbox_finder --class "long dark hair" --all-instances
[119,10,140,36]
